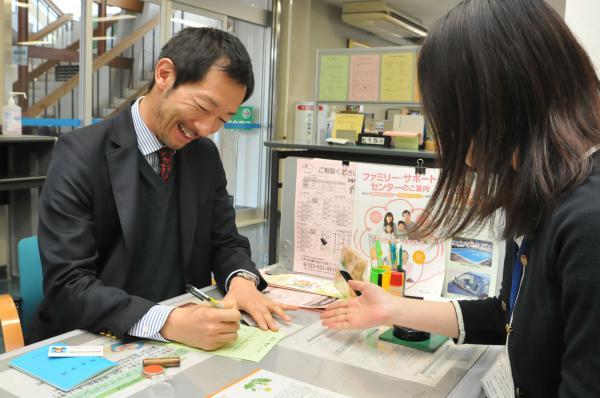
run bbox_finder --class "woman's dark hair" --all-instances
[148,27,254,101]
[416,0,600,239]
[383,212,394,226]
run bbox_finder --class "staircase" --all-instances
[13,0,159,131]
[101,71,152,118]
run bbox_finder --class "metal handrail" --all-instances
[29,14,73,42]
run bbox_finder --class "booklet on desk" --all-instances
[9,343,117,392]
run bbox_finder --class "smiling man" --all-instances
[31,28,291,350]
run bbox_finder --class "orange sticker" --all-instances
[412,250,426,264]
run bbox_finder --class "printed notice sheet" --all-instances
[380,52,415,102]
[0,336,210,398]
[294,158,356,278]
[318,55,349,101]
[208,369,350,398]
[349,54,380,102]
[482,351,515,398]
[353,163,445,297]
[279,321,485,388]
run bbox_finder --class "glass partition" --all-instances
[8,0,81,135]
[90,1,161,122]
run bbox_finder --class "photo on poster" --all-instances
[450,237,493,266]
[445,268,491,299]
[353,164,446,298]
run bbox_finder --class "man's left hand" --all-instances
[224,276,297,331]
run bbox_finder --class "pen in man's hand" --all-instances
[185,284,224,309]
[185,283,251,325]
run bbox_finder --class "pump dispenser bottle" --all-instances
[2,92,27,135]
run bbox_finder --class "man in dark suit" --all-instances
[32,28,292,350]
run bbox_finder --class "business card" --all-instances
[48,345,104,357]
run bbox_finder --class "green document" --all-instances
[319,55,349,101]
[214,325,287,362]
[171,325,287,362]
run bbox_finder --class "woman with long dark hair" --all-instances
[321,0,600,395]
[382,211,396,235]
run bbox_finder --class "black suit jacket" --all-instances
[30,108,266,342]
[458,154,600,397]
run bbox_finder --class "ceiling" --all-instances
[323,0,566,28]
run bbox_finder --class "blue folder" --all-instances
[9,343,117,391]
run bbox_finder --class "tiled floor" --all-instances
[0,221,272,354]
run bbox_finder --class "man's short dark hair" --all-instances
[148,27,254,101]
[402,210,411,216]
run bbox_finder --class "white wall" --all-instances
[565,0,600,76]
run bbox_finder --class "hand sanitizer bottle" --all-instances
[2,92,27,136]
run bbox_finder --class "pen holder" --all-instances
[334,247,368,298]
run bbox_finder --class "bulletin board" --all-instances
[315,46,421,104]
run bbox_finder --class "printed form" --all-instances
[294,158,356,278]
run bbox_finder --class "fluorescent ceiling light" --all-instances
[171,17,206,28]
[93,14,136,22]
[18,40,54,45]
[92,36,116,41]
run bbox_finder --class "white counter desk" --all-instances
[0,285,500,398]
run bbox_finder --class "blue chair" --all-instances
[17,236,44,333]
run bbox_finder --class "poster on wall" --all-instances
[293,158,356,278]
[380,52,415,102]
[442,225,502,300]
[352,164,446,298]
[318,55,349,101]
[348,54,380,101]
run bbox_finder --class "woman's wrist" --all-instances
[384,295,407,325]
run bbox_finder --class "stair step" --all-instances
[124,87,142,97]
[143,71,154,81]
[111,97,128,108]
[134,79,150,90]
[102,107,118,118]
[31,83,62,92]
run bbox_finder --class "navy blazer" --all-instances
[458,155,600,397]
[30,108,266,342]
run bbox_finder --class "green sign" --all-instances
[229,106,253,124]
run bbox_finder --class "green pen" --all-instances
[375,238,383,267]
[398,244,403,271]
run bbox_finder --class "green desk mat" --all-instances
[379,328,448,352]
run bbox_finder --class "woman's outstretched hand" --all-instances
[320,280,396,330]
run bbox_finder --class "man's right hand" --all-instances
[160,302,241,350]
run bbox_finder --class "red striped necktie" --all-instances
[157,147,175,181]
